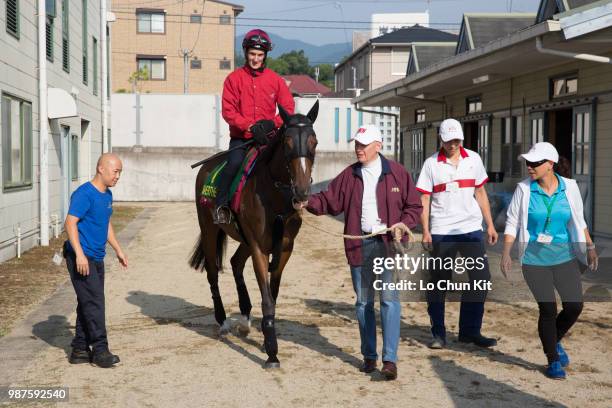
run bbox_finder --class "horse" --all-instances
[189,101,319,368]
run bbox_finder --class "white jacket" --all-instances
[504,176,588,265]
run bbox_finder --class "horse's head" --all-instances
[278,100,319,208]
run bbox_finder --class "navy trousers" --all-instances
[64,242,109,353]
[426,230,491,339]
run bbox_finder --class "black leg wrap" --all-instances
[213,296,226,326]
[261,315,278,356]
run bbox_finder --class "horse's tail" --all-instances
[189,234,206,271]
[188,230,228,273]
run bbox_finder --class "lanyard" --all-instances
[541,192,558,233]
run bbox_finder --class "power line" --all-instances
[111,10,461,25]
[113,16,460,30]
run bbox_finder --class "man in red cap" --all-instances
[214,29,295,224]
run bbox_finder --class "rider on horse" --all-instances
[214,29,295,224]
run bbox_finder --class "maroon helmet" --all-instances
[242,29,273,53]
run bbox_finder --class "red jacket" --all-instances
[307,155,423,266]
[222,66,295,139]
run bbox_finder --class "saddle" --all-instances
[200,146,260,213]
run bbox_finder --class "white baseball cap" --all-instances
[519,142,559,163]
[439,118,464,142]
[351,124,382,145]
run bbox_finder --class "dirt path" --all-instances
[2,203,610,407]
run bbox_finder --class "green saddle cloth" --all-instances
[201,146,258,201]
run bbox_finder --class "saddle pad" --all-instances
[200,147,259,214]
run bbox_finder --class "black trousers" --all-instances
[426,230,491,339]
[522,259,583,364]
[64,243,108,353]
[215,138,250,206]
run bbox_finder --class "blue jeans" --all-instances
[426,230,491,339]
[350,237,400,363]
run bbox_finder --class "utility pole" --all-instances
[181,49,191,94]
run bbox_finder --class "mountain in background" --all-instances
[235,33,352,66]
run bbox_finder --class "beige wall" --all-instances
[398,56,612,236]
[111,0,238,94]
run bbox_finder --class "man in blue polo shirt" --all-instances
[64,153,128,368]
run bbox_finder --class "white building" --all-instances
[371,12,429,37]
[1,0,112,262]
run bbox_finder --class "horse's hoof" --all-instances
[218,320,232,337]
[264,358,280,369]
[236,315,251,336]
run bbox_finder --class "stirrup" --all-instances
[213,205,233,224]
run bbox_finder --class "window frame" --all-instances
[550,72,578,99]
[92,36,98,95]
[1,93,33,191]
[136,10,166,34]
[62,0,70,73]
[466,95,482,114]
[6,0,20,39]
[137,56,166,81]
[46,15,54,61]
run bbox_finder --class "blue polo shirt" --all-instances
[523,174,574,266]
[67,182,113,261]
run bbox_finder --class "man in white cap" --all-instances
[416,118,498,349]
[306,124,423,380]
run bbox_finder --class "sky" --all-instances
[234,0,540,45]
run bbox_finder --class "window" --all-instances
[82,0,88,85]
[137,57,165,80]
[387,137,392,142]
[92,37,98,95]
[62,0,69,72]
[46,16,54,61]
[6,0,19,39]
[219,59,231,70]
[411,129,424,172]
[574,110,591,175]
[191,58,202,69]
[379,121,384,127]
[219,14,231,25]
[478,120,490,169]
[415,108,426,123]
[346,108,352,141]
[190,14,202,24]
[391,48,410,75]
[551,75,578,98]
[137,11,165,33]
[334,108,340,143]
[466,95,482,114]
[387,130,391,135]
[71,134,79,180]
[1,94,33,190]
[501,116,522,177]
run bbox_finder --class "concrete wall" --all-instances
[111,0,238,94]
[111,93,229,148]
[111,146,357,201]
[0,0,106,262]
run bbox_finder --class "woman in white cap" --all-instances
[500,142,598,379]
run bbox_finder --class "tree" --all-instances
[128,66,149,93]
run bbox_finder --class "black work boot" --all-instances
[92,350,120,368]
[69,348,91,364]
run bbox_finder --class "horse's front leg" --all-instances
[270,242,294,303]
[250,246,280,368]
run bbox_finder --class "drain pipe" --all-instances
[38,0,49,246]
[536,36,612,64]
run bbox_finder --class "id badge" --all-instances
[536,233,553,244]
[446,182,459,192]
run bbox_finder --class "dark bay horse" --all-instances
[189,101,319,368]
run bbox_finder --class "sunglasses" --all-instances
[525,159,548,168]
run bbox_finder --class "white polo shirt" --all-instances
[416,147,489,235]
